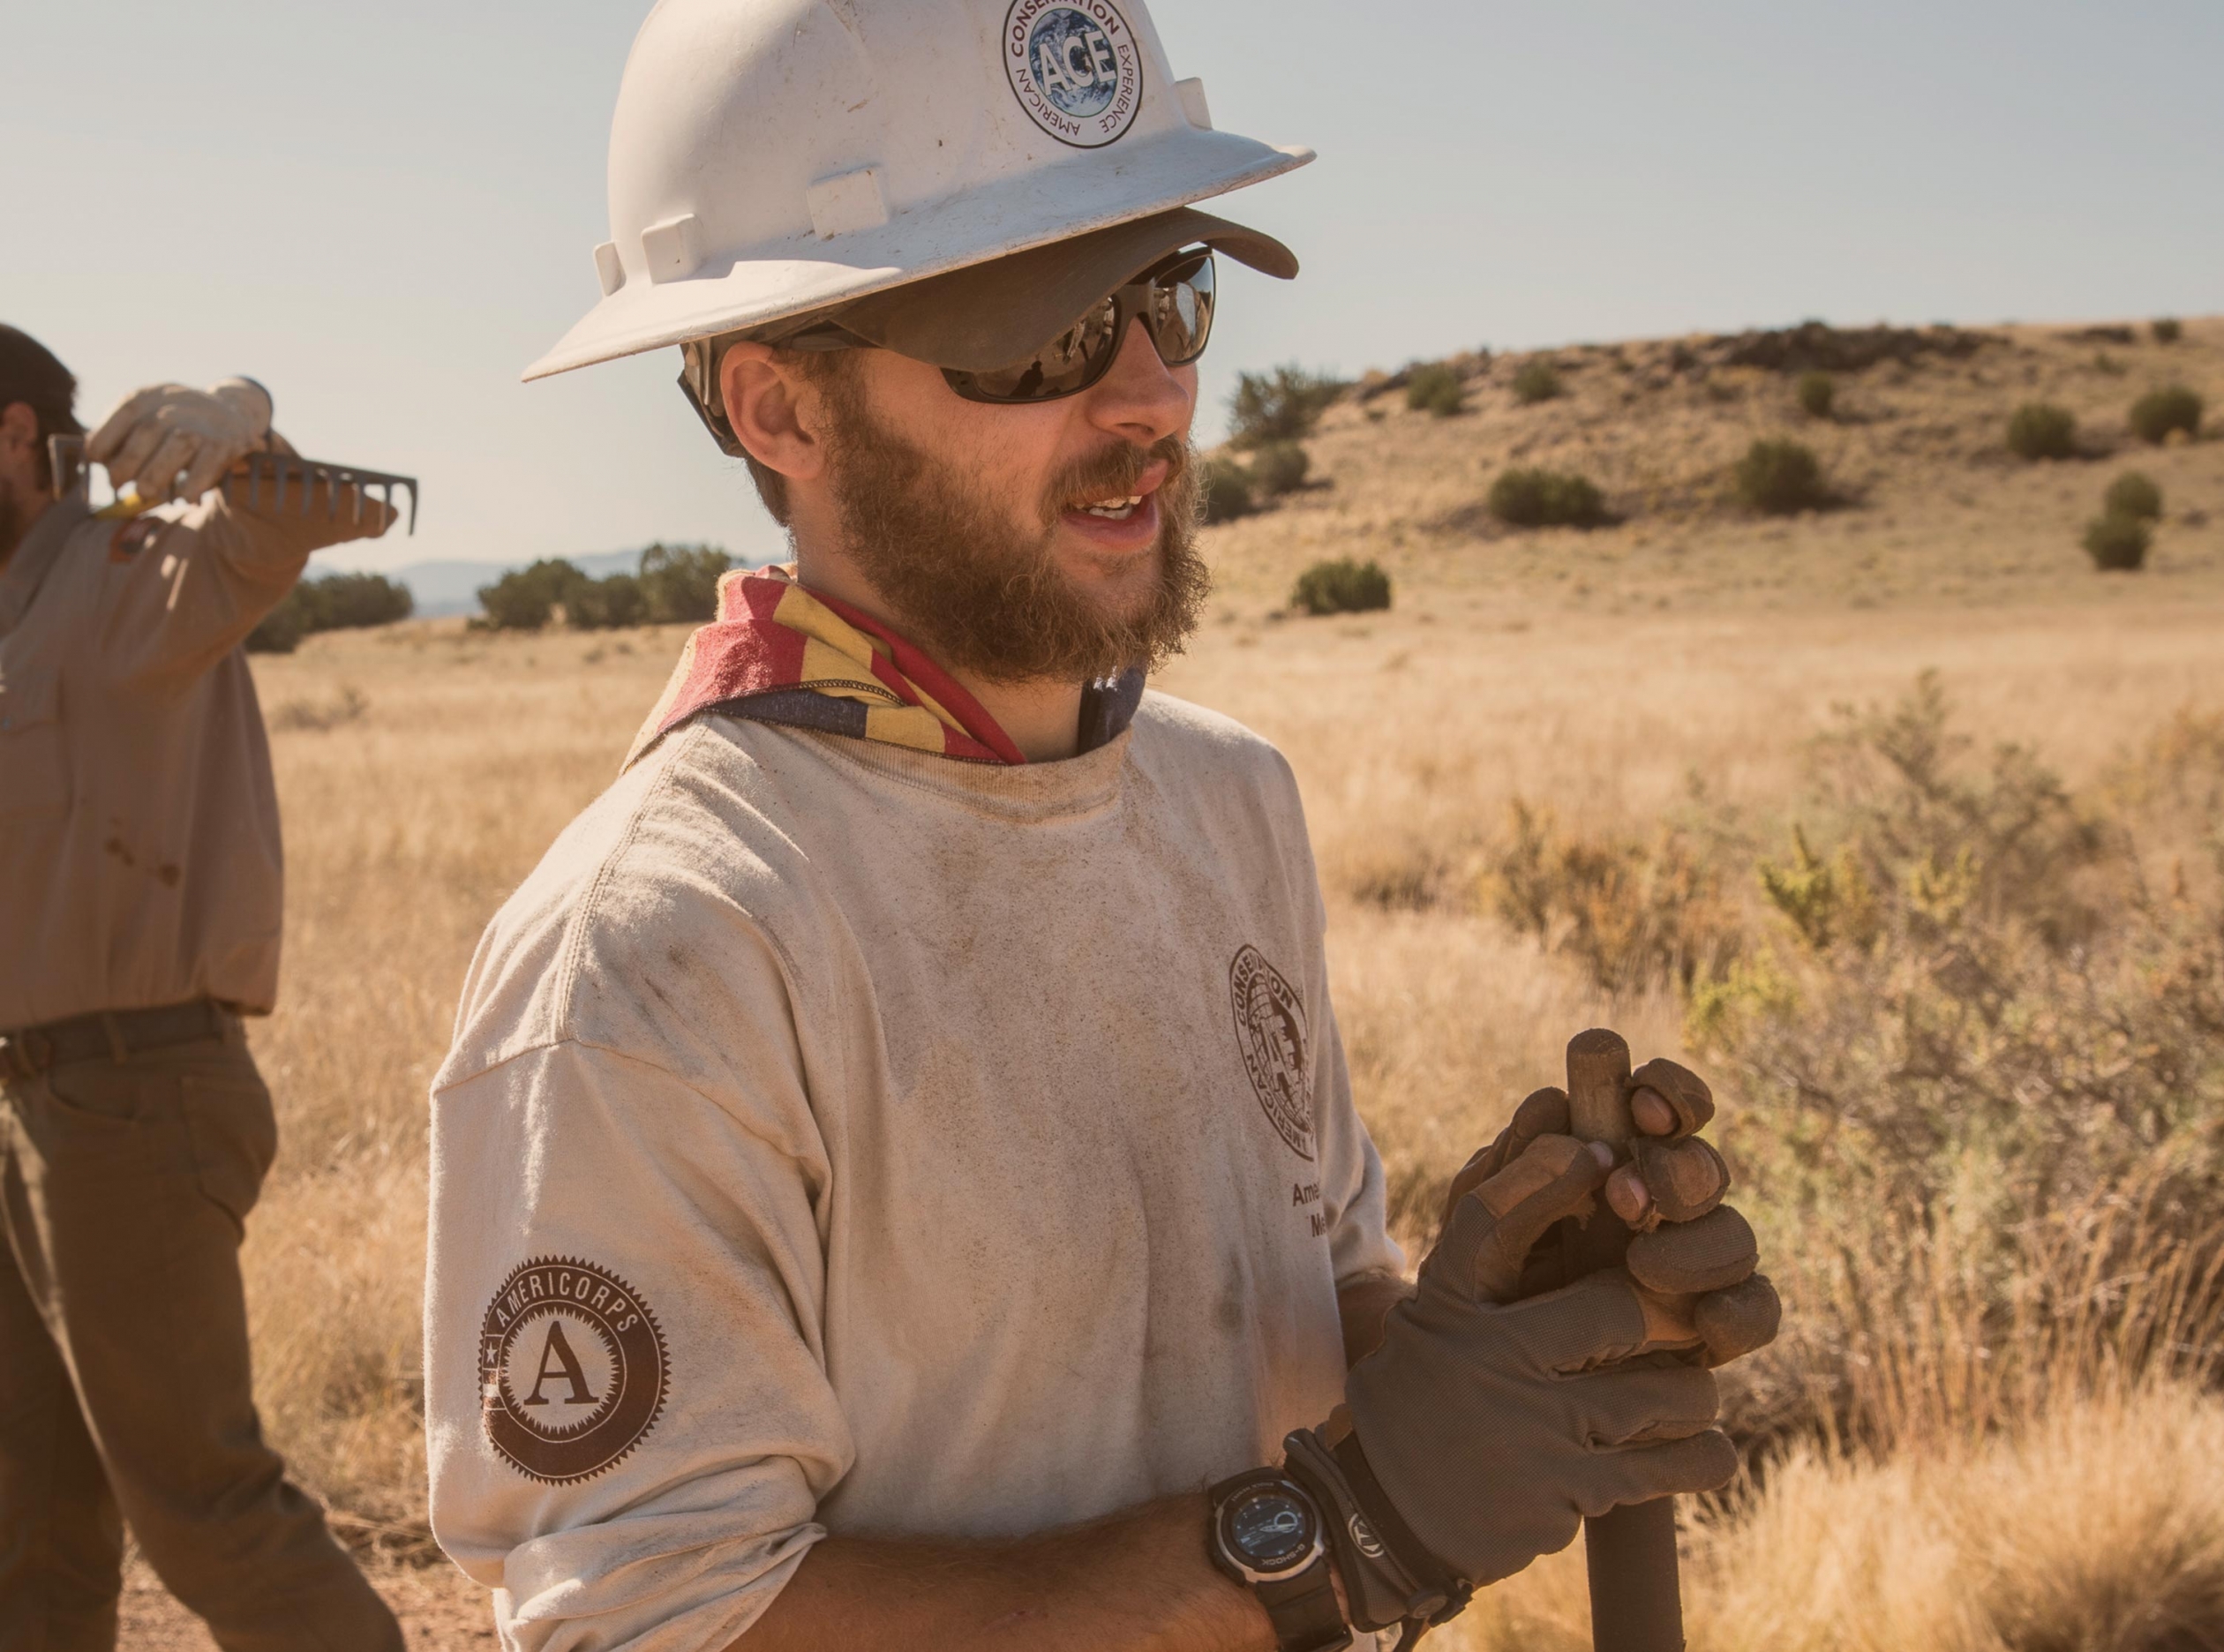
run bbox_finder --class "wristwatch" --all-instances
[1207,1468,1353,1651]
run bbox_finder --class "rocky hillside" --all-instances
[1203,316,2224,618]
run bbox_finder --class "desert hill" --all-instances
[1203,314,2224,618]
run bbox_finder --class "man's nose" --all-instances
[1085,318,1195,447]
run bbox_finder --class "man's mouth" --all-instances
[1078,493,1146,521]
[1065,462,1172,524]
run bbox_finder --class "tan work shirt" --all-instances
[425,695,1404,1651]
[0,474,386,1028]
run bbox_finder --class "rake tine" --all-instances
[224,451,416,535]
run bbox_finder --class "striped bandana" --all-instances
[625,566,1145,770]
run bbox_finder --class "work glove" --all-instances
[1437,1061,1779,1367]
[1283,1117,1773,1645]
[86,378,274,505]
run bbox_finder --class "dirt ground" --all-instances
[118,1556,494,1650]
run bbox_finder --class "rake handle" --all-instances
[1565,1028,1686,1652]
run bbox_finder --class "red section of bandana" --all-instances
[647,567,1026,766]
[803,585,1027,766]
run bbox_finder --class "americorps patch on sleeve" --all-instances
[1003,0,1144,149]
[478,1257,667,1483]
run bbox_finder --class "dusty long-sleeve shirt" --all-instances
[0,469,390,1027]
[424,694,1404,1652]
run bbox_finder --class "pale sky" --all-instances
[7,1,2220,574]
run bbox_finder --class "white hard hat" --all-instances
[524,0,1312,382]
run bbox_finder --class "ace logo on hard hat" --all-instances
[1005,0,1143,148]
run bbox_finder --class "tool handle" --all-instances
[1586,1502,1686,1652]
[1563,1029,1686,1652]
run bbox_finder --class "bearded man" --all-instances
[425,3,1777,1648]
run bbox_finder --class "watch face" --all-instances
[1224,1483,1317,1574]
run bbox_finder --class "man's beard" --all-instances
[815,370,1209,685]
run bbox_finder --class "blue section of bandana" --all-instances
[710,666,1145,756]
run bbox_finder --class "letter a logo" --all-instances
[521,1320,598,1407]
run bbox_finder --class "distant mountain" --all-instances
[378,550,706,618]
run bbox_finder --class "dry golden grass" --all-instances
[228,315,2224,1639]
[1454,1384,2224,1652]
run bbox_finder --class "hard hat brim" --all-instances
[819,207,1296,373]
[522,128,1310,383]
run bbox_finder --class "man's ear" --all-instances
[719,344,832,486]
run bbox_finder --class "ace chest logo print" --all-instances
[1003,0,1143,149]
[479,1258,666,1483]
[1229,944,1313,1161]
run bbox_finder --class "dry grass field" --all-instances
[138,316,2224,1645]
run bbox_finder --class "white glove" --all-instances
[86,378,274,504]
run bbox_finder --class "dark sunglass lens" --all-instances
[965,297,1120,401]
[1148,254,1214,364]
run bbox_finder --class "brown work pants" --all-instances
[0,1030,402,1652]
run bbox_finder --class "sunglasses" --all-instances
[785,247,1218,406]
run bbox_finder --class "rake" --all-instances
[47,434,419,536]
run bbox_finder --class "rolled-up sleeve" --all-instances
[99,438,395,686]
[426,1038,845,1652]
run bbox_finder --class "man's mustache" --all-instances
[1044,437,1191,523]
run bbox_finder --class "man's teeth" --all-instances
[1079,495,1144,519]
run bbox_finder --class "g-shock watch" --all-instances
[1207,1468,1353,1652]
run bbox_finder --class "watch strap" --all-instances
[1256,1558,1351,1652]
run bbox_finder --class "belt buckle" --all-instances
[0,1033,30,1082]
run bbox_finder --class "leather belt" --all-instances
[0,1000,236,1079]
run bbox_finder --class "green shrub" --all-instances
[2103,470,2164,522]
[1228,365,1344,448]
[2129,385,2203,445]
[246,571,413,653]
[476,558,589,632]
[638,542,732,623]
[302,572,412,631]
[2152,318,2183,344]
[1290,558,1391,616]
[1796,371,1836,419]
[1735,439,1828,514]
[1246,441,1311,499]
[567,572,649,630]
[1405,364,1464,417]
[2006,402,2078,461]
[1201,455,1259,523]
[1486,467,1607,528]
[1511,360,1563,405]
[2083,512,2151,571]
[245,597,311,655]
